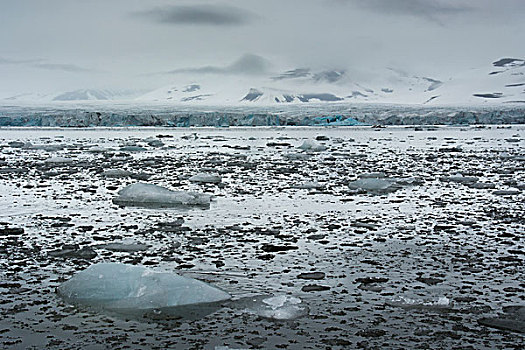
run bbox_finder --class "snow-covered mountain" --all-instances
[136,57,525,106]
[4,58,524,106]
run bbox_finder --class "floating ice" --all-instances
[282,153,312,160]
[387,296,452,309]
[87,146,114,153]
[348,178,398,192]
[45,156,74,164]
[440,174,478,183]
[189,173,222,184]
[119,145,146,152]
[58,263,231,311]
[113,183,211,207]
[294,181,324,189]
[297,140,327,152]
[102,169,133,178]
[236,295,309,320]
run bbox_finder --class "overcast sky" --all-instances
[0,0,524,97]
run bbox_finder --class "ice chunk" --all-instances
[189,173,222,184]
[282,153,312,160]
[113,183,211,207]
[294,181,324,189]
[119,145,146,152]
[45,156,74,164]
[440,174,478,183]
[103,169,133,178]
[387,296,452,310]
[87,146,114,153]
[348,178,399,192]
[297,140,327,152]
[58,263,231,311]
[235,295,309,320]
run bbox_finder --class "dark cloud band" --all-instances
[166,54,270,76]
[136,4,256,26]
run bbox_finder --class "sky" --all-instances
[0,0,524,97]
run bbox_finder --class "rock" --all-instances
[0,227,24,236]
[493,190,521,196]
[48,245,97,259]
[260,244,298,253]
[301,285,330,292]
[100,243,150,252]
[297,272,326,280]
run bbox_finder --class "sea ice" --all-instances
[57,263,231,311]
[113,183,211,207]
[189,173,222,184]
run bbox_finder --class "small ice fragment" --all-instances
[348,178,396,192]
[189,173,222,184]
[45,156,74,164]
[102,169,133,178]
[440,174,478,183]
[294,181,324,189]
[237,295,309,320]
[298,140,327,152]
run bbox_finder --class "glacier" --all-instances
[0,104,523,127]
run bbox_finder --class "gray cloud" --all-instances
[136,4,257,26]
[32,63,94,72]
[345,0,473,22]
[166,54,270,75]
[0,57,42,64]
[0,56,95,73]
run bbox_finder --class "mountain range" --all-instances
[4,58,524,106]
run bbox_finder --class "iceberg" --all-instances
[297,140,327,152]
[113,183,211,207]
[58,263,231,313]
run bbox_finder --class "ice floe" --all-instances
[113,183,211,207]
